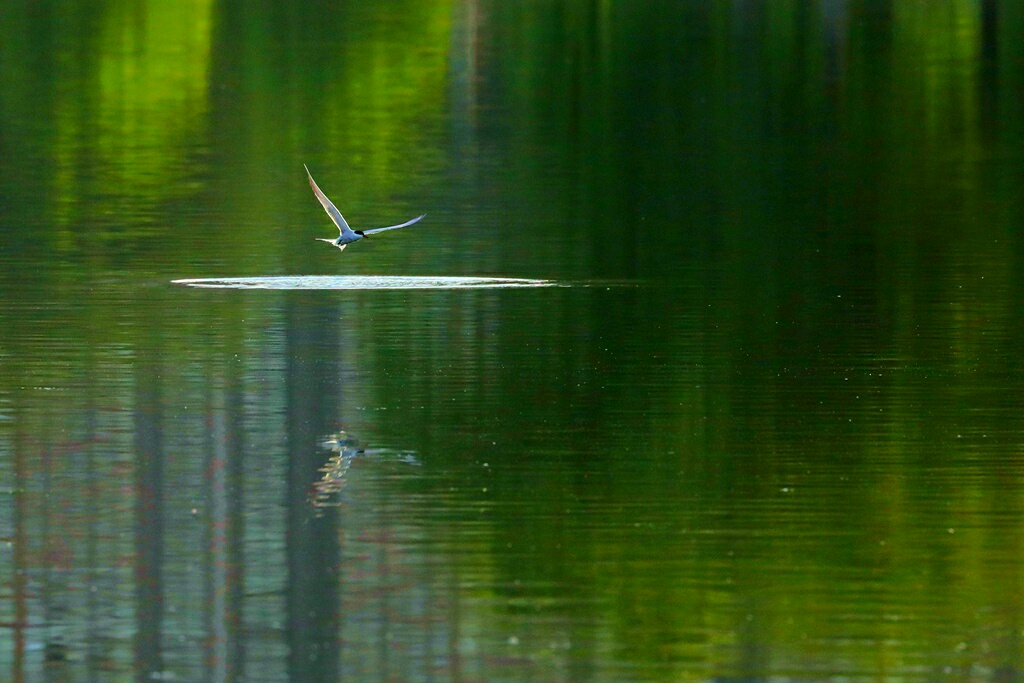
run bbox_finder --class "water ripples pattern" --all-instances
[172,276,559,290]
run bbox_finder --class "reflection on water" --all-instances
[3,0,1024,681]
[312,431,420,510]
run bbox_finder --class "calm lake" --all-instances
[3,1,1024,680]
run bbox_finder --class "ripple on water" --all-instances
[172,276,558,290]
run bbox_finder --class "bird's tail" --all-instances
[315,238,347,252]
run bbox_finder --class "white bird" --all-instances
[305,165,425,252]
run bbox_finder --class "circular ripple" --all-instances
[172,275,557,290]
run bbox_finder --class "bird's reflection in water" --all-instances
[311,431,420,510]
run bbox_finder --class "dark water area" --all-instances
[3,0,1024,680]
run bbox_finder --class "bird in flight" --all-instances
[305,165,425,252]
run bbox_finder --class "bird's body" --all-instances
[305,165,424,251]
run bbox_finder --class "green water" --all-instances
[2,0,1024,680]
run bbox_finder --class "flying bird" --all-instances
[305,165,425,252]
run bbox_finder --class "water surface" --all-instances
[173,275,558,289]
[2,0,1024,681]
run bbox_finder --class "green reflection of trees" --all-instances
[0,0,214,253]
[434,0,1024,679]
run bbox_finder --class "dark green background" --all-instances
[2,0,1024,680]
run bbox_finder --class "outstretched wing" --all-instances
[361,214,426,236]
[305,165,353,236]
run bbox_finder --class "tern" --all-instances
[305,165,425,251]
